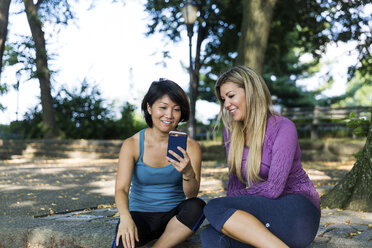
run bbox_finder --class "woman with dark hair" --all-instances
[112,79,205,248]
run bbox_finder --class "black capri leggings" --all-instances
[201,194,320,248]
[112,197,205,248]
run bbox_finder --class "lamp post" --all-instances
[182,0,197,139]
[15,71,21,121]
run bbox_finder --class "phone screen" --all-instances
[167,131,187,162]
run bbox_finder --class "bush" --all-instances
[7,81,147,139]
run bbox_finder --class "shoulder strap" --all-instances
[138,129,146,161]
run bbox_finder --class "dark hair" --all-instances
[141,79,190,127]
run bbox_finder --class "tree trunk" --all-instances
[236,0,277,75]
[321,122,372,211]
[0,0,11,77]
[23,0,57,138]
[187,23,206,139]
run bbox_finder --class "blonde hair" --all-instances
[215,65,274,186]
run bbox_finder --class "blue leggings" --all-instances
[201,194,320,248]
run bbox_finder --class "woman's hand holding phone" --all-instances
[166,131,195,180]
[167,146,195,179]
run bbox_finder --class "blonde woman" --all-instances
[201,66,320,248]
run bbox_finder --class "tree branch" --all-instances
[36,0,45,9]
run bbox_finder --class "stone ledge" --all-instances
[0,215,205,248]
[1,208,371,248]
[0,216,115,248]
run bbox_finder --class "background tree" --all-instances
[144,0,370,123]
[9,81,146,139]
[321,114,372,211]
[146,0,368,140]
[53,81,114,139]
[22,0,74,138]
[0,0,11,77]
[204,0,371,106]
[1,0,75,138]
[145,0,212,138]
[115,102,148,140]
[236,0,276,75]
[0,0,11,110]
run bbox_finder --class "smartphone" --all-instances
[167,131,188,162]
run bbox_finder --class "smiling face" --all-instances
[147,94,182,132]
[220,82,247,122]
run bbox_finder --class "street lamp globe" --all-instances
[182,1,198,25]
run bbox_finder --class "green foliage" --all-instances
[2,0,75,84]
[0,124,13,138]
[4,0,74,58]
[37,0,74,25]
[0,83,7,111]
[144,0,371,107]
[346,111,371,158]
[7,81,146,139]
[346,112,371,137]
[144,0,243,102]
[53,80,115,139]
[331,71,372,107]
[3,36,37,78]
[114,102,147,139]
[8,107,44,139]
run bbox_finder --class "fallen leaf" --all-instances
[323,223,334,227]
[347,231,361,239]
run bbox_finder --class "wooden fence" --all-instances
[281,106,372,140]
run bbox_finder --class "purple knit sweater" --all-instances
[224,114,320,210]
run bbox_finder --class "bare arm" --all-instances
[182,139,202,198]
[115,136,139,248]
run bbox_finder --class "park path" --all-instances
[0,157,371,247]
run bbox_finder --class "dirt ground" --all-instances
[0,156,355,218]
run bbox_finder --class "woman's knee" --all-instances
[176,197,206,231]
[183,197,206,214]
[203,197,229,218]
[285,230,317,248]
[284,217,319,247]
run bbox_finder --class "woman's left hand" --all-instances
[167,146,195,179]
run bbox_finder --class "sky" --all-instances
[0,0,220,125]
[0,0,368,125]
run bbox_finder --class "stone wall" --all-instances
[201,139,365,162]
[0,139,365,162]
[0,139,122,160]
